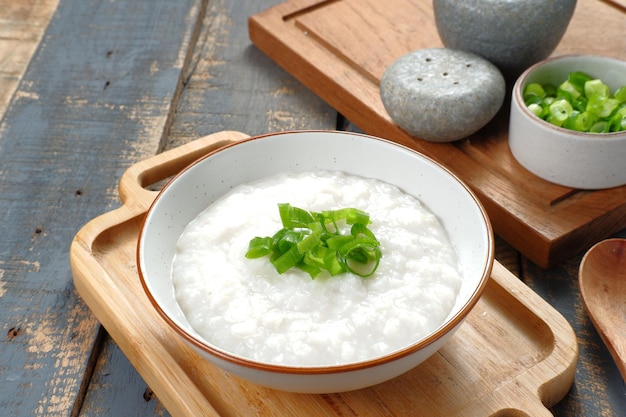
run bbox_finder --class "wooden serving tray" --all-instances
[248,0,626,268]
[71,131,578,417]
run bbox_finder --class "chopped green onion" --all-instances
[557,80,581,101]
[524,95,543,107]
[351,223,376,239]
[564,111,593,132]
[245,236,273,258]
[323,250,348,276]
[615,86,626,103]
[587,95,619,118]
[278,203,314,227]
[543,96,556,106]
[584,79,610,99]
[571,95,588,113]
[609,107,626,132]
[326,234,356,250]
[337,237,381,277]
[273,245,302,274]
[245,203,382,279]
[568,71,592,92]
[523,72,626,133]
[296,229,321,253]
[548,99,573,126]
[528,103,543,117]
[543,83,558,98]
[524,83,545,100]
[590,121,610,133]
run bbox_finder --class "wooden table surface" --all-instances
[1,0,624,416]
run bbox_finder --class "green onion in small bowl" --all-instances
[509,55,626,190]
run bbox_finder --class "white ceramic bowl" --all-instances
[137,130,494,393]
[509,55,626,189]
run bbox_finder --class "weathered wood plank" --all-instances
[79,335,172,417]
[78,0,336,415]
[0,0,204,415]
[522,229,626,416]
[166,0,338,150]
[0,0,59,116]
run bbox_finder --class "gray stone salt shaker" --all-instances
[380,48,505,142]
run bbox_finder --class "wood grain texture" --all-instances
[165,0,337,151]
[578,239,626,381]
[521,233,626,417]
[0,0,204,415]
[248,0,626,268]
[0,0,59,115]
[79,334,172,417]
[79,0,336,414]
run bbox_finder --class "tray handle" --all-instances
[118,131,249,211]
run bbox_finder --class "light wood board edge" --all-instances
[486,263,578,415]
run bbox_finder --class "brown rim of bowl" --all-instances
[136,130,495,375]
[514,54,626,139]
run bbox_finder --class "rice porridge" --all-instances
[172,170,462,366]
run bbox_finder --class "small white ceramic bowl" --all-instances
[509,55,626,189]
[137,130,494,393]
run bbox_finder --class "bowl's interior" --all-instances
[519,55,626,93]
[138,131,493,366]
[515,55,626,137]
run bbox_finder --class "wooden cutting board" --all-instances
[248,0,626,268]
[70,131,578,417]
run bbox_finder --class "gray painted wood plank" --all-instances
[79,335,172,417]
[0,0,204,416]
[523,229,626,417]
[0,0,60,114]
[166,0,338,150]
[78,0,338,415]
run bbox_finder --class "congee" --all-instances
[172,170,462,366]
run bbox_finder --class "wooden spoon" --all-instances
[579,238,626,381]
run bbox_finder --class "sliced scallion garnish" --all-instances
[523,71,626,133]
[245,203,382,279]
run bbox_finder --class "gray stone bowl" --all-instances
[433,0,578,79]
